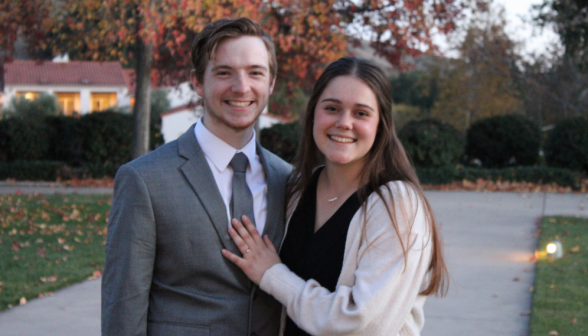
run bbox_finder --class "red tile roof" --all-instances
[3,60,127,86]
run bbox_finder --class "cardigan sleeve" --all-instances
[259,182,433,336]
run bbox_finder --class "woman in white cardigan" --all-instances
[222,57,448,336]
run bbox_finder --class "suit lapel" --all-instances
[177,126,239,255]
[257,143,286,251]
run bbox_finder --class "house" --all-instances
[160,102,204,143]
[1,59,131,115]
[160,102,292,144]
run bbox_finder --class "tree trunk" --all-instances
[132,39,153,159]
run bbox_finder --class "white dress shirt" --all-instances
[194,118,267,234]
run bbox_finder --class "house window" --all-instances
[16,92,41,100]
[91,93,117,112]
[55,92,81,116]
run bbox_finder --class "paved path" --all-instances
[0,188,586,336]
[423,191,587,336]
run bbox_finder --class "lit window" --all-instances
[91,93,117,112]
[55,92,80,116]
[16,92,41,100]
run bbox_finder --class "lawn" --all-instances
[530,216,588,336]
[0,193,111,311]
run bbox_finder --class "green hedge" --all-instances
[79,111,133,166]
[0,161,64,181]
[0,161,120,181]
[416,166,583,189]
[0,118,51,161]
[260,121,301,163]
[466,115,541,168]
[398,119,463,168]
[544,116,588,174]
[0,111,163,179]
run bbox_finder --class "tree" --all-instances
[533,0,588,70]
[44,0,474,155]
[521,54,588,126]
[432,4,523,131]
[524,0,588,126]
[0,0,53,72]
[2,93,61,118]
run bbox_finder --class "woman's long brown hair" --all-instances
[286,57,448,296]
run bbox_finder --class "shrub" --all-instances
[260,121,301,163]
[398,119,463,168]
[2,93,61,118]
[466,114,541,168]
[0,118,51,161]
[44,116,84,164]
[79,111,133,166]
[416,166,583,189]
[544,116,588,174]
[0,161,63,181]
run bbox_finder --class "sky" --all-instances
[435,0,561,58]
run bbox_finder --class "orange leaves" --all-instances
[39,275,57,283]
[423,178,579,193]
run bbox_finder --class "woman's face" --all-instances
[313,75,380,169]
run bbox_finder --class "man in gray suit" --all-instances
[102,18,291,336]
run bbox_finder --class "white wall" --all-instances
[161,106,203,143]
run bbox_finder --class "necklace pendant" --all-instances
[328,197,338,202]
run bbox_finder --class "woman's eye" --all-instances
[357,111,368,117]
[325,106,337,112]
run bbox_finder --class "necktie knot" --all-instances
[230,152,249,173]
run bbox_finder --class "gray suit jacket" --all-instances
[102,124,292,336]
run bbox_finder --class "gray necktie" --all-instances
[230,152,255,226]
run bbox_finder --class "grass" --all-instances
[0,193,111,311]
[530,216,588,336]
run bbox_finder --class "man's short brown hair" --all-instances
[191,17,277,83]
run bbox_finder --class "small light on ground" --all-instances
[547,240,563,259]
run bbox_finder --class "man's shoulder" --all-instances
[259,145,292,175]
[122,140,182,175]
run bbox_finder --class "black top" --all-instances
[280,168,362,336]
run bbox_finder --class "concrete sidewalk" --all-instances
[0,190,586,336]
[422,191,587,336]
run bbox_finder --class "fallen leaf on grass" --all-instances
[570,245,580,253]
[40,275,57,283]
[19,297,26,305]
[37,248,46,258]
[57,238,66,244]
[572,318,577,324]
[63,245,74,251]
[549,331,559,336]
[88,270,102,280]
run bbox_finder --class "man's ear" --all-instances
[191,70,204,97]
[269,76,276,96]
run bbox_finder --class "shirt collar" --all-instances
[194,117,257,173]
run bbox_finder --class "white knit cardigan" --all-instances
[259,181,434,336]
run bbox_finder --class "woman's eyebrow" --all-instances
[320,98,375,111]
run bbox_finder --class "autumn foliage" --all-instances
[41,0,471,99]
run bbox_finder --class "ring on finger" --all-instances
[245,249,251,254]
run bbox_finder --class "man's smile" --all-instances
[226,100,253,107]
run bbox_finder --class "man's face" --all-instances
[194,36,275,137]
